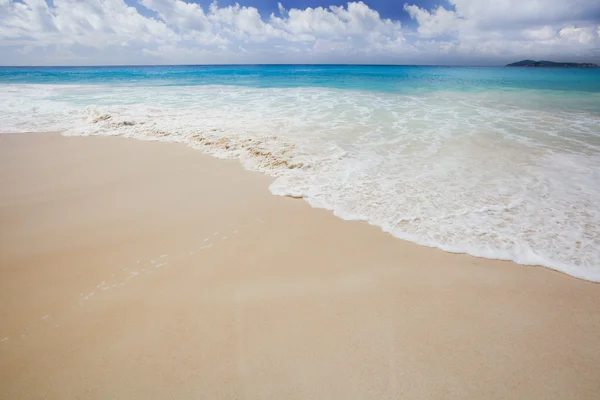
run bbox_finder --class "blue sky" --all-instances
[1,0,599,65]
[125,0,450,25]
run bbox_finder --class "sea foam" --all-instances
[1,83,599,281]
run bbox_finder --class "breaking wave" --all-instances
[2,83,600,281]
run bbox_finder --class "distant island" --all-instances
[506,60,598,68]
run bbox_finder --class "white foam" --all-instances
[2,84,599,281]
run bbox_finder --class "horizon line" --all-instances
[0,63,508,68]
[2,60,596,68]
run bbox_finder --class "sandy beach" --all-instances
[1,131,599,399]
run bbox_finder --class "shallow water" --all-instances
[1,65,599,281]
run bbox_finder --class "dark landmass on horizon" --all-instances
[506,60,599,68]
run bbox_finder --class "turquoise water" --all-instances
[1,65,599,281]
[2,65,600,93]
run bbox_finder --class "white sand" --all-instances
[1,132,599,399]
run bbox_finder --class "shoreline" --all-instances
[1,132,599,399]
[3,79,600,283]
[62,129,599,283]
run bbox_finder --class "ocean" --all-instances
[1,65,599,281]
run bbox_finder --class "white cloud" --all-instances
[404,0,600,61]
[0,0,175,48]
[448,0,600,29]
[208,2,281,41]
[559,26,597,45]
[141,0,210,32]
[404,5,460,38]
[0,0,598,65]
[0,0,408,64]
[271,2,400,38]
[277,2,286,16]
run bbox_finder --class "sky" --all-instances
[1,0,599,66]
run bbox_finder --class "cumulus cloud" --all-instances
[446,0,600,29]
[0,0,174,48]
[0,0,410,64]
[404,0,600,61]
[0,0,598,65]
[404,4,460,38]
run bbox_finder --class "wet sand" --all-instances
[1,132,599,399]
